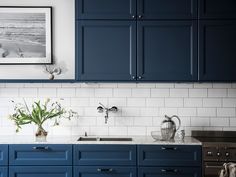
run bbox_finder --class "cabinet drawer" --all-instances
[76,0,136,20]
[138,0,198,19]
[199,0,236,19]
[138,167,201,177]
[9,144,72,165]
[9,166,72,177]
[0,145,8,166]
[73,145,136,166]
[74,166,136,177]
[0,167,7,177]
[138,145,201,166]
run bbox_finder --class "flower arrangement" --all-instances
[9,98,77,141]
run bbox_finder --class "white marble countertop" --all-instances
[0,135,202,145]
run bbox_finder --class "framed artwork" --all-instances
[0,7,52,64]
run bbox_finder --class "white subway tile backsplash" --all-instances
[217,108,235,117]
[189,89,207,97]
[0,83,235,136]
[132,89,150,97]
[208,89,227,97]
[151,89,169,97]
[197,108,216,117]
[170,89,188,97]
[203,98,222,107]
[165,98,183,107]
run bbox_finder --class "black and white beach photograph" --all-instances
[0,7,52,64]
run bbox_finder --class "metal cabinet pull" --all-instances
[32,146,49,150]
[97,168,113,172]
[131,15,136,19]
[138,76,142,79]
[161,169,178,173]
[161,147,177,150]
[138,15,143,19]
[132,76,136,79]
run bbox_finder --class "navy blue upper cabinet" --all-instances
[199,0,236,19]
[0,167,7,177]
[76,20,136,81]
[137,21,198,81]
[75,0,136,19]
[9,144,72,166]
[199,21,236,81]
[138,0,198,19]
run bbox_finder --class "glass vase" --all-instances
[35,126,48,142]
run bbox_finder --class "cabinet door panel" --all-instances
[9,166,72,177]
[199,21,236,81]
[138,167,201,177]
[0,145,8,166]
[199,0,236,19]
[0,167,7,177]
[73,145,136,166]
[76,0,136,19]
[137,21,197,81]
[138,0,197,19]
[138,145,202,166]
[9,144,72,165]
[74,166,136,177]
[76,21,136,81]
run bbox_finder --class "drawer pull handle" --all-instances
[161,147,177,150]
[33,146,49,150]
[161,169,178,173]
[97,168,113,172]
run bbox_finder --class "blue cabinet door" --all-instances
[138,145,202,166]
[138,167,201,177]
[73,145,137,166]
[9,144,72,166]
[74,166,136,177]
[137,21,197,81]
[137,0,197,19]
[9,166,72,177]
[0,145,8,166]
[75,0,137,20]
[199,20,236,81]
[0,167,7,177]
[199,0,236,19]
[76,20,136,81]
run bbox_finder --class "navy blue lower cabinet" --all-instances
[137,21,198,81]
[76,20,137,81]
[73,145,136,166]
[74,166,136,177]
[199,20,236,81]
[138,167,201,177]
[9,166,72,177]
[9,144,72,166]
[138,145,202,166]
[0,167,7,177]
[0,145,8,166]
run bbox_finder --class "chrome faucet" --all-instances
[97,102,118,124]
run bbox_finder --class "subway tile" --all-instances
[127,98,146,107]
[115,117,133,126]
[184,98,202,107]
[208,89,227,97]
[95,88,113,97]
[155,83,174,88]
[71,98,90,107]
[132,89,150,97]
[19,88,37,97]
[140,108,159,116]
[146,98,164,107]
[170,89,188,97]
[0,88,19,97]
[90,127,109,136]
[178,108,197,116]
[189,89,207,97]
[38,88,57,97]
[89,98,108,106]
[197,108,216,117]
[134,117,153,126]
[113,89,132,97]
[57,88,76,97]
[217,108,235,117]
[223,98,236,107]
[159,108,178,116]
[212,83,232,89]
[117,83,137,88]
[203,98,222,107]
[108,98,126,106]
[151,89,169,97]
[128,127,146,136]
[109,127,128,136]
[191,117,210,127]
[165,98,183,107]
[76,88,94,97]
[174,83,193,88]
[99,83,118,88]
[193,83,212,88]
[210,118,229,127]
[137,83,156,88]
[228,89,236,97]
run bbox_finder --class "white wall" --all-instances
[0,0,75,79]
[0,83,235,137]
